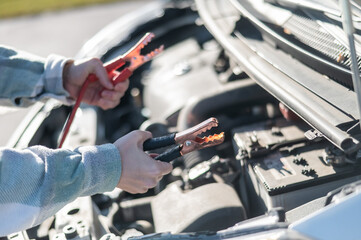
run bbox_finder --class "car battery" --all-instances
[232,118,361,216]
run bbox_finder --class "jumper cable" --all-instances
[57,32,163,148]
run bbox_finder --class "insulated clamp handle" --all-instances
[154,145,182,162]
[143,133,176,151]
[112,68,133,85]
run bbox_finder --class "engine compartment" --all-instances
[6,0,361,239]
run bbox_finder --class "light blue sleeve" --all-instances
[0,144,122,236]
[0,45,122,236]
[0,45,74,107]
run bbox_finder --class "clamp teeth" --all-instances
[144,45,164,61]
[194,132,225,145]
[141,32,155,48]
[202,132,225,144]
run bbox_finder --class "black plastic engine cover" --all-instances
[143,38,222,123]
[151,182,246,233]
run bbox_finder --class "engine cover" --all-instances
[143,38,222,122]
[151,182,246,233]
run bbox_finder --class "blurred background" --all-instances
[0,0,153,57]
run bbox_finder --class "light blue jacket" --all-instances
[0,45,122,236]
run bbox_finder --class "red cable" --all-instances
[57,68,132,148]
[57,77,92,148]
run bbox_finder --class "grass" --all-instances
[0,0,129,19]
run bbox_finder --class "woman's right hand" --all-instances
[113,130,173,194]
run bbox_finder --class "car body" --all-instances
[7,0,361,239]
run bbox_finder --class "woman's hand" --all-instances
[63,58,129,110]
[113,130,173,194]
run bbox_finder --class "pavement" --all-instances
[0,0,152,58]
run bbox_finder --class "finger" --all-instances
[101,90,124,101]
[156,161,173,175]
[131,130,153,143]
[141,188,149,194]
[91,58,113,89]
[97,98,120,110]
[133,187,148,194]
[145,178,158,189]
[114,79,129,92]
[125,188,139,194]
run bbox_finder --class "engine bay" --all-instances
[5,0,361,239]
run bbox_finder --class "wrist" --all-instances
[62,60,76,99]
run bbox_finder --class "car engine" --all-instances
[5,0,361,239]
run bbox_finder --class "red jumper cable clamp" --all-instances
[58,32,163,148]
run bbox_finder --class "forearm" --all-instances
[0,45,73,107]
[0,144,121,236]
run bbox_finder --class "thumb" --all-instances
[92,59,113,89]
